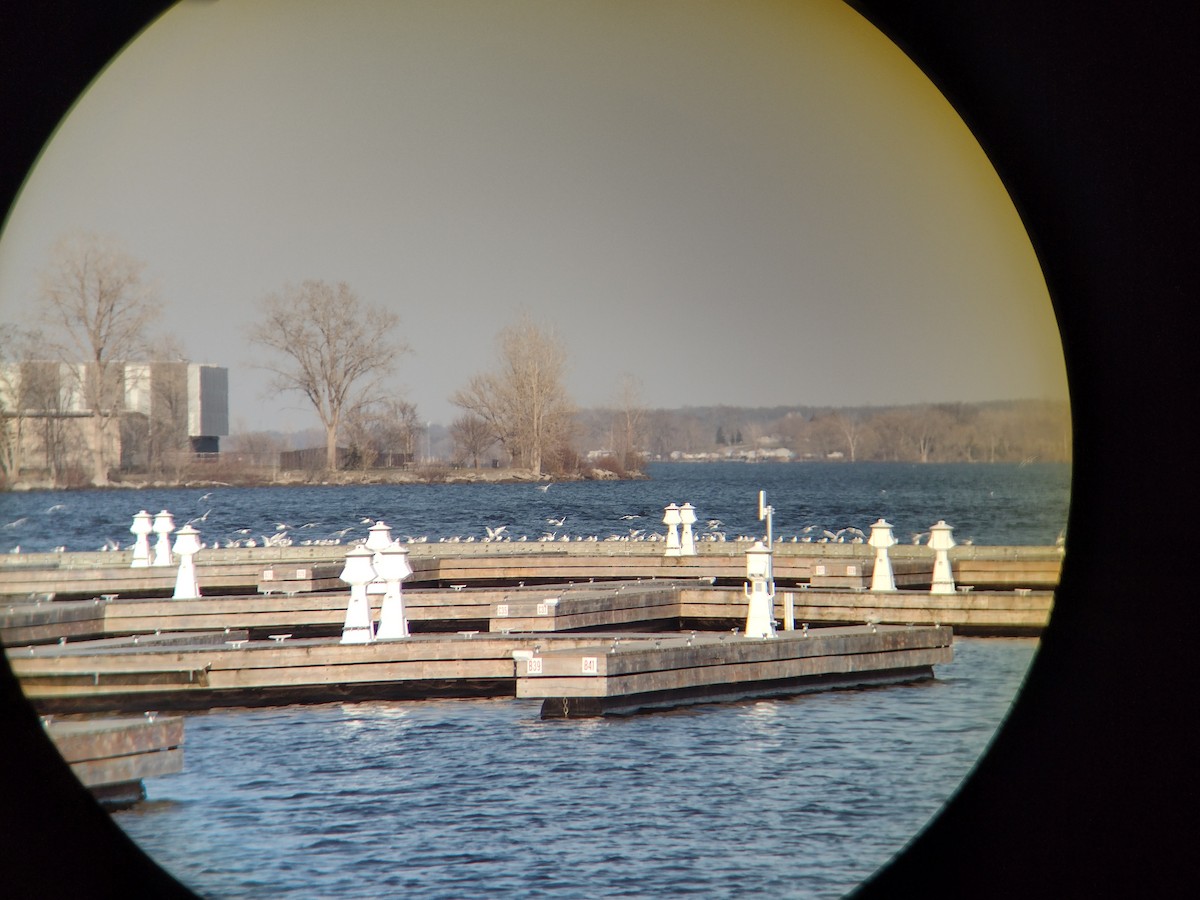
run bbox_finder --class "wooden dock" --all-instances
[41,714,184,808]
[0,542,1055,722]
[0,541,1062,599]
[3,577,1051,649]
[517,624,953,717]
[676,585,1055,635]
[9,630,661,713]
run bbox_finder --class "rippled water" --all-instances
[114,637,1036,899]
[1,461,1070,553]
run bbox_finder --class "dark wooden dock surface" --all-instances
[41,714,184,807]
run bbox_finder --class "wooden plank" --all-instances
[68,748,184,787]
[518,646,952,698]
[48,717,183,762]
[517,626,949,677]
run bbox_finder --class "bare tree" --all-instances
[37,232,160,485]
[449,413,497,469]
[450,314,574,476]
[611,372,646,471]
[249,280,409,471]
[831,411,867,462]
[343,397,421,468]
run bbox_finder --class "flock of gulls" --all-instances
[2,486,970,554]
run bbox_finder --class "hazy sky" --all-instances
[0,0,1067,433]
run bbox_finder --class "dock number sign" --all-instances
[527,657,543,674]
[582,657,598,674]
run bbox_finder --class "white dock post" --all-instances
[928,520,957,594]
[678,502,698,556]
[374,542,413,640]
[868,518,898,591]
[662,503,682,557]
[151,510,175,567]
[365,520,394,597]
[130,510,153,568]
[339,546,377,644]
[171,524,202,599]
[783,591,795,630]
[744,540,777,639]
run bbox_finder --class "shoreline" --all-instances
[3,466,649,493]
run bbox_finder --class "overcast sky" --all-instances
[0,0,1067,433]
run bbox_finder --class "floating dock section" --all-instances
[42,714,184,808]
[10,631,655,713]
[518,624,953,718]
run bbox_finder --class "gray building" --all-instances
[1,360,229,476]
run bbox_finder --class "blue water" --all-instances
[0,461,1070,553]
[4,462,1064,897]
[113,637,1036,900]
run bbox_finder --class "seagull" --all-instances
[4,518,28,529]
[619,514,642,521]
[46,504,66,513]
[186,509,212,526]
[706,519,723,529]
[546,516,565,527]
[485,525,508,540]
[535,483,552,492]
[198,492,214,502]
[911,532,929,545]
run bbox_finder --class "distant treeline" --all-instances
[576,399,1072,464]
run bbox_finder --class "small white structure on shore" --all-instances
[868,519,898,592]
[374,542,413,639]
[171,524,202,599]
[130,510,153,568]
[339,545,377,644]
[151,510,175,567]
[743,540,777,639]
[928,520,957,594]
